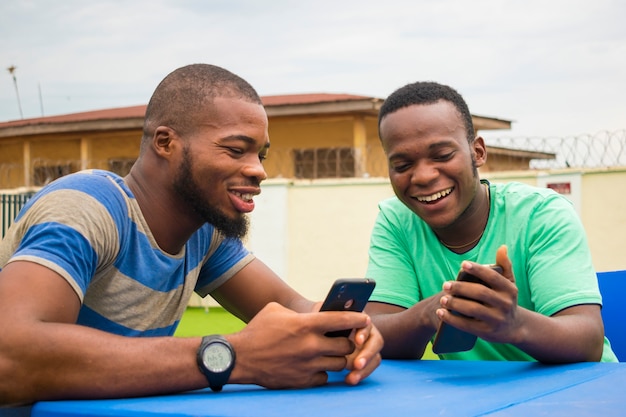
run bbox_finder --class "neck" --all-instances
[437,181,491,253]
[125,168,200,255]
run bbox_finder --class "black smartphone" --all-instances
[319,278,376,337]
[432,265,503,354]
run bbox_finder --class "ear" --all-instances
[152,126,179,158]
[471,136,487,168]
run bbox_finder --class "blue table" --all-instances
[29,360,625,417]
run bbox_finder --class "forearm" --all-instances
[508,306,604,363]
[369,298,440,359]
[0,324,205,406]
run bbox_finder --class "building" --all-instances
[0,93,549,190]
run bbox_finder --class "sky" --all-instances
[1,0,624,139]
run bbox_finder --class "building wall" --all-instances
[238,168,626,302]
[3,167,625,306]
[0,141,23,188]
[264,115,382,178]
[0,116,526,189]
[89,131,142,161]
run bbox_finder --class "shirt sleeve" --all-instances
[366,200,422,309]
[195,233,255,297]
[524,193,601,316]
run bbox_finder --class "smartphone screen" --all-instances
[431,265,502,354]
[320,278,376,337]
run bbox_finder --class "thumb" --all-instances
[495,245,515,284]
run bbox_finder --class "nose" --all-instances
[242,156,268,183]
[410,160,438,185]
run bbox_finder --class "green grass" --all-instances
[174,307,246,337]
[175,306,439,360]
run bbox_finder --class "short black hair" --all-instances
[378,81,475,142]
[142,64,262,143]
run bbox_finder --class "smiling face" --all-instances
[380,100,486,231]
[172,97,269,238]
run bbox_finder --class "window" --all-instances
[108,158,136,177]
[293,147,355,179]
[32,162,74,186]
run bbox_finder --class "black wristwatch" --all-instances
[196,335,236,392]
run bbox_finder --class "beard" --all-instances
[173,147,249,239]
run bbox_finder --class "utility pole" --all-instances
[7,65,24,119]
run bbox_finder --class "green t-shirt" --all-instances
[366,180,618,362]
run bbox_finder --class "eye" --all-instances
[391,162,411,173]
[226,147,244,156]
[433,151,454,162]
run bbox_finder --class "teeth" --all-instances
[416,187,452,203]
[233,191,254,201]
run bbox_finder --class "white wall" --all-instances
[239,169,626,302]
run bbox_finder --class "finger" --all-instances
[351,320,372,347]
[346,324,383,371]
[314,311,370,335]
[315,355,349,373]
[459,261,506,291]
[495,245,515,283]
[344,352,382,385]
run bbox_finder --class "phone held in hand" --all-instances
[320,278,376,337]
[431,264,503,354]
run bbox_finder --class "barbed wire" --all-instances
[485,129,626,169]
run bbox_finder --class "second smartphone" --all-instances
[432,265,503,354]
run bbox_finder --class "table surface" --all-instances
[30,360,625,417]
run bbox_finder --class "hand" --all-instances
[436,245,522,344]
[343,320,382,385]
[227,302,378,389]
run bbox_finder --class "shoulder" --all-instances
[14,170,131,230]
[378,196,414,216]
[43,169,128,197]
[36,170,127,205]
[491,181,571,209]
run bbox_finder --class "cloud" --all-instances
[0,0,624,137]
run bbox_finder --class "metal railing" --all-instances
[1,192,35,238]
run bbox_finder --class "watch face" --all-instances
[202,342,233,373]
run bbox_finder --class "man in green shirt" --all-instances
[364,81,617,363]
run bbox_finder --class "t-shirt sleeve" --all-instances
[366,201,421,309]
[524,193,601,316]
[195,234,255,297]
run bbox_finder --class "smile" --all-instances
[231,191,255,202]
[415,187,453,203]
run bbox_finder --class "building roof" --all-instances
[0,93,511,137]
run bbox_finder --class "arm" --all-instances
[210,258,384,386]
[0,261,208,406]
[365,295,441,359]
[210,257,315,319]
[437,246,604,362]
[0,259,381,406]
